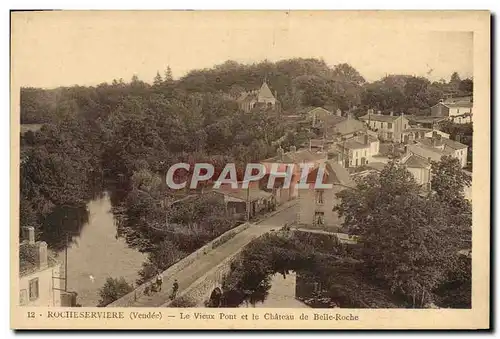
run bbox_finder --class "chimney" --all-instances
[23,226,35,244]
[38,241,48,270]
[290,145,297,153]
[390,111,394,116]
[377,110,382,115]
[277,146,284,161]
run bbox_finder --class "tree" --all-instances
[153,71,163,86]
[431,156,471,206]
[164,66,173,83]
[335,162,467,306]
[137,240,186,285]
[98,277,134,306]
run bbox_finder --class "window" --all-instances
[364,150,367,157]
[20,289,27,305]
[388,123,393,129]
[316,190,324,204]
[387,132,393,140]
[381,122,385,129]
[29,278,39,301]
[314,211,325,226]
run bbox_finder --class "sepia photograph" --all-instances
[10,10,490,330]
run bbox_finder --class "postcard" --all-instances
[11,10,490,330]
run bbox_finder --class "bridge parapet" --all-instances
[163,234,259,307]
[107,222,251,307]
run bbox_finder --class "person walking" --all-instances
[155,271,163,292]
[171,279,179,300]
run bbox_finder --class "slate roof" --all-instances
[259,82,275,100]
[442,102,473,108]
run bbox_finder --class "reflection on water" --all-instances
[240,272,309,308]
[50,193,146,306]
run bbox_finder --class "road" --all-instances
[127,201,298,307]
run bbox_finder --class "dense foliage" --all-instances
[97,277,134,307]
[335,161,471,307]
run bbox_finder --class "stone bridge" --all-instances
[106,200,356,308]
[107,200,298,308]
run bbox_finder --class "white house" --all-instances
[430,101,473,124]
[19,227,62,307]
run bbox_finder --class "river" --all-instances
[239,272,310,308]
[51,193,147,307]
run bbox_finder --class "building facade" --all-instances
[297,161,354,230]
[19,227,62,307]
[430,102,473,124]
[359,111,409,142]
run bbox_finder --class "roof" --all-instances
[258,82,275,100]
[262,149,325,164]
[331,119,366,136]
[418,137,467,151]
[407,144,451,162]
[365,162,386,172]
[306,160,354,187]
[403,154,431,168]
[340,134,377,150]
[19,242,58,277]
[359,114,400,123]
[406,115,448,124]
[308,107,333,117]
[441,102,473,109]
[403,127,433,133]
[216,188,273,202]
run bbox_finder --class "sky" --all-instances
[11,11,473,88]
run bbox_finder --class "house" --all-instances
[405,115,449,130]
[214,186,274,221]
[297,160,354,230]
[430,101,473,124]
[334,133,380,168]
[237,81,281,113]
[320,115,367,139]
[19,227,62,307]
[406,133,468,168]
[306,107,334,127]
[261,146,327,205]
[400,153,432,189]
[359,111,409,142]
[401,128,450,144]
[416,134,468,168]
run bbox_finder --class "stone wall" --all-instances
[107,222,251,307]
[162,236,255,307]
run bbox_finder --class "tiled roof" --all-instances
[407,144,453,163]
[406,115,448,124]
[359,114,400,122]
[403,154,431,168]
[442,102,473,108]
[418,137,467,151]
[261,149,325,164]
[308,107,333,117]
[340,134,377,150]
[306,160,354,187]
